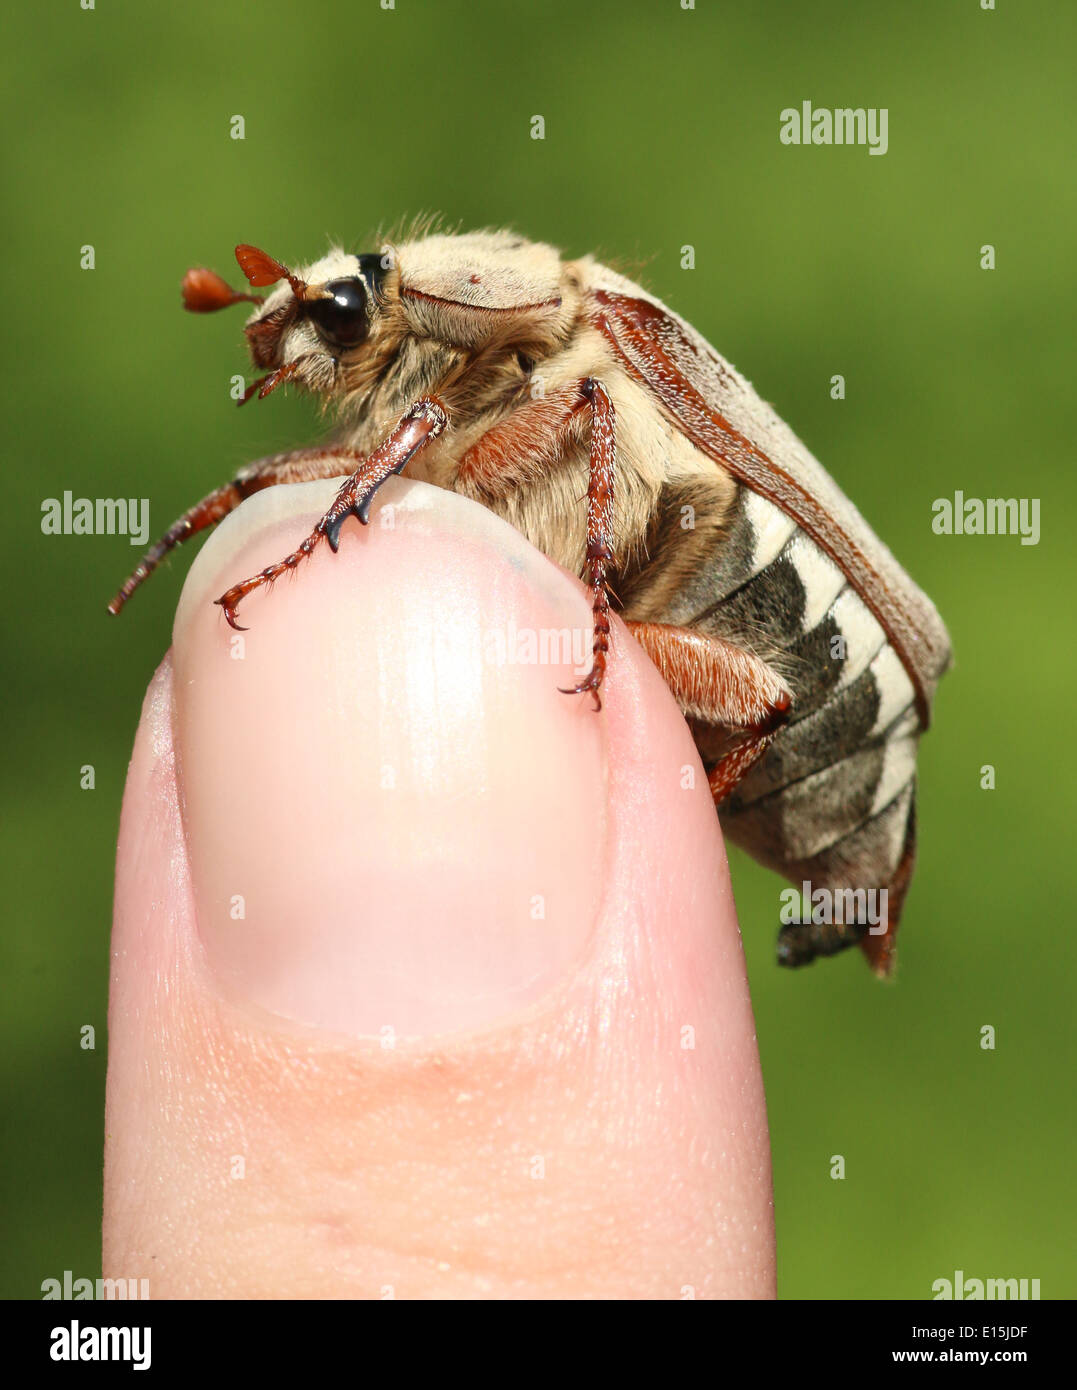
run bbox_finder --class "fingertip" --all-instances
[172,478,611,1038]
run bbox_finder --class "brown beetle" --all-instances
[110,228,951,974]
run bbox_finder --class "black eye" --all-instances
[306,279,369,350]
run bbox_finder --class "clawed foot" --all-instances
[322,481,378,552]
[213,399,448,630]
[559,604,610,710]
[214,529,325,630]
[213,478,379,628]
[214,588,251,631]
[559,662,605,712]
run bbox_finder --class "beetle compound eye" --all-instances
[306,279,369,350]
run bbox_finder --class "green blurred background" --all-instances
[3,0,1073,1299]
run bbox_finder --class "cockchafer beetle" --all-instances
[110,227,951,974]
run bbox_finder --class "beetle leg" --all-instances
[214,397,449,630]
[623,621,793,801]
[457,378,616,709]
[107,446,364,615]
[455,384,592,495]
[558,379,616,711]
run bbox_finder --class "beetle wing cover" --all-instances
[588,270,952,726]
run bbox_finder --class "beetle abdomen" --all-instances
[677,486,924,963]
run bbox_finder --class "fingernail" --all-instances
[172,478,607,1038]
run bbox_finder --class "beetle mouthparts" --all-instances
[236,355,314,407]
[235,244,309,300]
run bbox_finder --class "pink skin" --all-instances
[104,477,775,1299]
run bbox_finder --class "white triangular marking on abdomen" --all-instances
[787,534,846,631]
[743,490,797,576]
[870,735,918,817]
[869,647,917,736]
[828,589,886,689]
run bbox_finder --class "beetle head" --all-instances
[182,244,390,405]
[181,231,575,413]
